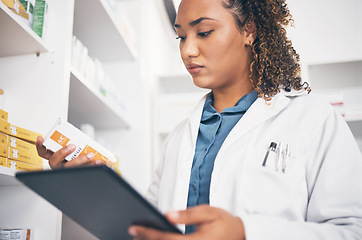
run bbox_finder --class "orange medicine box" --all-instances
[0,119,41,144]
[0,109,8,121]
[43,118,117,167]
[0,143,43,167]
[0,132,38,154]
[7,159,43,172]
[0,156,6,167]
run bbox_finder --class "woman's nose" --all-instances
[180,38,199,59]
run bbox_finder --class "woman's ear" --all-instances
[244,21,257,46]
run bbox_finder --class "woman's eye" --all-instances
[176,36,186,40]
[198,30,213,37]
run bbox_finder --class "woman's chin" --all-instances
[192,77,213,90]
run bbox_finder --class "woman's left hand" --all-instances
[128,205,245,240]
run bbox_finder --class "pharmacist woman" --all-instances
[37,0,362,239]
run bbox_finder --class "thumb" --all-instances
[165,205,218,226]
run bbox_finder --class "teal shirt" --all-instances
[185,90,258,233]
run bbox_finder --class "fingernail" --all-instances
[67,144,76,151]
[87,152,95,159]
[167,211,180,219]
[95,160,102,165]
[128,227,137,237]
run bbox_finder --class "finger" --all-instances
[36,136,53,160]
[129,226,184,240]
[63,152,95,168]
[84,159,104,166]
[166,205,220,226]
[48,144,76,168]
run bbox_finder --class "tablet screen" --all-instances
[16,165,182,240]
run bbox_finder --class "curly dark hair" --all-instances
[223,0,310,101]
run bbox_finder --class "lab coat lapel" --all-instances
[173,94,207,211]
[219,91,291,155]
[188,94,209,145]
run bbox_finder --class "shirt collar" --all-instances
[201,90,258,121]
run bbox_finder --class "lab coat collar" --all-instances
[188,92,210,146]
[217,89,308,156]
[187,89,308,154]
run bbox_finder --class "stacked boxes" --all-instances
[1,0,30,20]
[1,0,47,38]
[0,228,32,240]
[0,109,43,172]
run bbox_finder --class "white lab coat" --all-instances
[146,89,362,239]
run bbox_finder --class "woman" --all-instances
[37,0,362,239]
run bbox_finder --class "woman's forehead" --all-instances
[176,0,228,24]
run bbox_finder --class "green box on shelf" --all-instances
[32,0,47,38]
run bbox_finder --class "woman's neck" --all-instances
[212,85,255,113]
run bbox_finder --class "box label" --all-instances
[50,130,70,147]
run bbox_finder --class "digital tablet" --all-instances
[16,165,182,240]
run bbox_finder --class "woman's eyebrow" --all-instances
[174,17,217,28]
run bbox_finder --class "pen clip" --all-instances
[281,144,289,173]
[262,142,277,167]
[275,142,281,172]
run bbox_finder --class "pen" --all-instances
[262,142,277,166]
[275,142,281,171]
[282,144,289,173]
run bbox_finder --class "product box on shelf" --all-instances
[0,118,41,144]
[0,90,4,109]
[1,0,29,20]
[43,118,117,167]
[0,156,6,167]
[19,0,35,27]
[0,132,38,153]
[7,159,42,172]
[0,229,11,240]
[0,156,42,172]
[32,0,47,38]
[0,228,32,240]
[0,109,8,122]
[0,143,43,167]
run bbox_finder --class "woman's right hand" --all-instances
[36,136,96,169]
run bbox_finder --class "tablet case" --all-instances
[15,165,182,240]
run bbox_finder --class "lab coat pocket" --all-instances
[241,145,307,219]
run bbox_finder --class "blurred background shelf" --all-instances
[73,0,137,62]
[68,68,131,129]
[0,1,49,57]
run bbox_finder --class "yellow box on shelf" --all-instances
[0,118,10,135]
[7,159,43,172]
[0,132,38,154]
[0,109,8,122]
[0,143,43,167]
[0,118,41,144]
[0,156,6,167]
[1,0,29,19]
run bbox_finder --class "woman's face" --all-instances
[175,0,253,92]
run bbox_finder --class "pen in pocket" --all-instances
[262,142,277,167]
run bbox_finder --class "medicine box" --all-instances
[43,118,117,167]
[0,143,43,167]
[0,109,8,122]
[7,159,42,172]
[0,118,41,144]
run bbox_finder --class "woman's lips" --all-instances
[186,63,204,74]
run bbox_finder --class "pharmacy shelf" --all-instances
[73,0,137,62]
[0,1,49,57]
[0,166,21,186]
[306,56,362,67]
[68,68,131,130]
